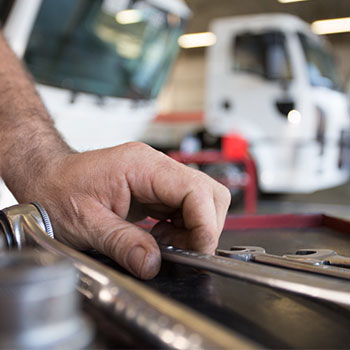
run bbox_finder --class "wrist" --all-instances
[2,145,75,204]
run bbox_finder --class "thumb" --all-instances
[82,203,161,279]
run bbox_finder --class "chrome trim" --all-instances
[1,203,47,249]
[31,202,54,239]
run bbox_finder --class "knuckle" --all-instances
[155,154,184,176]
[188,168,208,184]
[122,141,152,153]
[100,227,128,261]
[219,184,232,205]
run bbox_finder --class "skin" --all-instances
[0,33,231,279]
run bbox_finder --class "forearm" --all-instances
[0,33,72,201]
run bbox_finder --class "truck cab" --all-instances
[205,14,350,193]
[0,0,190,207]
[2,0,190,149]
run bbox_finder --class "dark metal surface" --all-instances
[1,204,349,349]
[93,224,350,349]
[93,254,349,349]
[147,263,350,349]
[219,226,350,256]
[160,245,350,306]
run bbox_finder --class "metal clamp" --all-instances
[0,203,53,250]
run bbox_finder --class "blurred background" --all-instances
[0,0,349,218]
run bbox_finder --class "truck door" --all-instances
[206,30,297,139]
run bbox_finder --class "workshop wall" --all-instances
[157,53,205,113]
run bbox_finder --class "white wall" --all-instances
[157,53,206,113]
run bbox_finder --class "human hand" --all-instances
[0,33,230,278]
[19,142,231,279]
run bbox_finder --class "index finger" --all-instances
[182,180,230,253]
[125,147,231,252]
[148,162,230,253]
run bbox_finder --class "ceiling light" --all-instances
[278,0,308,3]
[115,9,142,24]
[311,17,350,35]
[178,32,216,49]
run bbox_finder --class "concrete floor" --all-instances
[230,181,350,221]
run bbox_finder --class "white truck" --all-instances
[0,0,190,207]
[204,14,350,193]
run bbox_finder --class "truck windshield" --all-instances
[298,33,340,90]
[232,31,292,81]
[24,0,184,100]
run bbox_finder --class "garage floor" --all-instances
[230,181,350,220]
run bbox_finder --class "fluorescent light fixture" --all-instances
[278,0,308,3]
[178,32,216,49]
[287,109,302,125]
[311,17,350,35]
[115,9,142,24]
